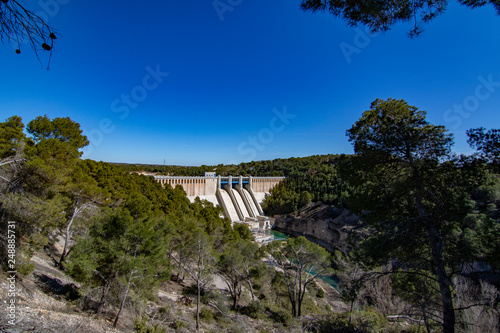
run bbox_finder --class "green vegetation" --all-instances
[300,0,500,37]
[0,114,336,331]
[342,98,500,333]
[267,236,333,317]
[1,105,499,332]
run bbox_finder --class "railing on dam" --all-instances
[152,175,284,223]
[153,175,284,201]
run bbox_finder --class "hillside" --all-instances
[273,203,368,254]
[1,236,345,333]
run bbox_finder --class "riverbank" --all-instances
[272,203,368,254]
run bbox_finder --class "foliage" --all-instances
[467,127,500,170]
[170,229,217,331]
[134,317,167,333]
[2,113,498,331]
[300,0,500,37]
[270,308,294,326]
[267,236,332,317]
[217,239,262,309]
[0,115,24,159]
[27,116,89,150]
[199,307,215,322]
[240,300,267,319]
[262,155,348,215]
[232,222,252,241]
[67,207,171,326]
[306,309,387,333]
[342,98,500,333]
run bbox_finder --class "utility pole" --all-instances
[163,159,166,174]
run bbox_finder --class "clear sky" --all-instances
[1,0,499,166]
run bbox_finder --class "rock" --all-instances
[273,203,368,254]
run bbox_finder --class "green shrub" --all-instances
[171,319,187,329]
[307,309,388,333]
[270,309,293,326]
[316,288,325,298]
[134,317,167,333]
[241,300,267,319]
[199,307,215,322]
[17,260,35,276]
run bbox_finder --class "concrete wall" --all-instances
[250,177,283,193]
[153,175,284,222]
[155,176,217,197]
[154,175,282,197]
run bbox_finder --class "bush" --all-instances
[241,300,267,319]
[171,319,187,329]
[306,309,388,333]
[134,317,167,333]
[17,259,35,276]
[316,288,325,298]
[270,309,293,326]
[199,307,215,322]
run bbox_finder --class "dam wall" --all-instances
[154,175,284,222]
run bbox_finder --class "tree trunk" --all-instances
[196,281,200,331]
[422,305,432,333]
[298,280,308,317]
[428,224,455,333]
[60,201,90,267]
[97,280,111,315]
[246,278,256,301]
[297,268,303,317]
[298,297,302,317]
[59,205,79,266]
[113,270,133,328]
[232,286,237,309]
[414,172,455,333]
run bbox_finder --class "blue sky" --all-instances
[1,0,499,166]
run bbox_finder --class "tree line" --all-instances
[0,115,334,331]
[265,98,500,332]
[1,102,499,332]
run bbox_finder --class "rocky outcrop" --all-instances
[273,203,368,254]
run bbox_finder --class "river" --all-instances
[264,229,338,289]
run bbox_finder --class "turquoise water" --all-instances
[267,230,290,241]
[320,275,338,289]
[266,229,338,289]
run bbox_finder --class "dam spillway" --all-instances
[154,174,284,223]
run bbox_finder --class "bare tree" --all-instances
[267,236,332,317]
[169,230,216,331]
[58,192,99,267]
[0,0,57,68]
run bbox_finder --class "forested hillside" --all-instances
[0,115,341,332]
[117,155,349,216]
[1,100,500,333]
[266,99,500,333]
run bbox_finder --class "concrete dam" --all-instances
[154,174,284,224]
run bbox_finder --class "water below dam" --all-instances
[264,229,338,289]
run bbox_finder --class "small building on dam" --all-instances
[154,173,284,228]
